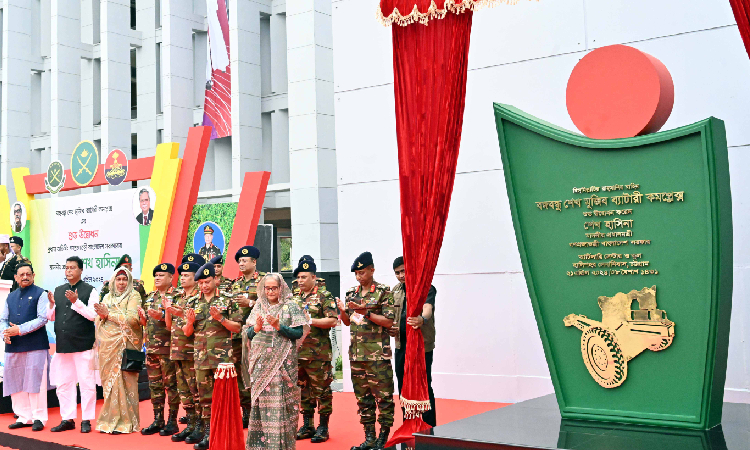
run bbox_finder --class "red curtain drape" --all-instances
[729,0,750,57]
[209,363,244,450]
[384,6,474,448]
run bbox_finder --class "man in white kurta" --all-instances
[46,256,100,433]
[1,263,51,431]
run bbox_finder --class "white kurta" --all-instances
[47,288,101,421]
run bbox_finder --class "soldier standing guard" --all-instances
[165,260,202,443]
[293,257,338,443]
[139,263,180,436]
[100,254,147,302]
[183,262,242,450]
[228,245,263,428]
[337,252,396,450]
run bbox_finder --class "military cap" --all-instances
[293,259,316,278]
[351,252,374,272]
[235,245,260,262]
[117,254,133,268]
[210,254,223,265]
[9,236,23,247]
[153,263,175,276]
[178,261,201,274]
[203,224,215,235]
[194,262,215,281]
[182,253,206,266]
[299,255,315,264]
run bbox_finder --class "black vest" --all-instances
[5,285,49,353]
[53,280,95,354]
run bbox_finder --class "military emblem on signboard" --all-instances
[44,160,66,194]
[70,141,99,186]
[564,286,675,388]
[104,149,128,186]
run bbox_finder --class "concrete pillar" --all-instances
[135,0,157,157]
[1,0,32,201]
[100,0,132,155]
[287,0,338,272]
[160,0,193,152]
[50,0,81,164]
[229,0,262,190]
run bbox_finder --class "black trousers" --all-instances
[394,347,436,427]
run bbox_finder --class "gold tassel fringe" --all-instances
[377,0,527,27]
[400,396,433,419]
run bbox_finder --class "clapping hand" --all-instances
[147,308,163,320]
[255,315,264,332]
[265,314,280,330]
[185,308,196,326]
[47,291,55,308]
[209,306,223,321]
[235,295,252,308]
[166,305,183,317]
[3,322,19,343]
[64,289,79,304]
[336,297,345,312]
[347,301,366,314]
[93,303,109,319]
[137,307,147,324]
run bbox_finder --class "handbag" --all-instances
[121,348,145,372]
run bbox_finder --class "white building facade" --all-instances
[0,0,338,273]
[333,0,750,403]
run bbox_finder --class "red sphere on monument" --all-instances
[566,45,674,139]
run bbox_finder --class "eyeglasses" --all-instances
[264,286,280,292]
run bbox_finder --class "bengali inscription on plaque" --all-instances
[533,183,685,278]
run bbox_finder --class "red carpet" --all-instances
[0,393,507,449]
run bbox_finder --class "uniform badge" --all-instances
[242,249,248,255]
[161,264,167,270]
[183,264,189,270]
[188,256,194,262]
[303,263,309,269]
[204,269,210,276]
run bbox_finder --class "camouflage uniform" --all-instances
[216,275,233,295]
[294,286,338,416]
[143,288,180,412]
[170,287,200,414]
[102,278,147,302]
[192,291,233,420]
[346,282,396,427]
[228,272,263,410]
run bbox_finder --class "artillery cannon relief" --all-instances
[564,286,675,388]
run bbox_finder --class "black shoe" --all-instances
[32,421,44,432]
[159,409,180,436]
[51,420,75,432]
[194,422,210,450]
[185,418,204,445]
[81,420,92,433]
[242,408,249,429]
[172,411,195,442]
[141,407,165,435]
[8,422,32,430]
[311,414,330,443]
[296,414,315,440]
[350,423,377,450]
[373,426,390,450]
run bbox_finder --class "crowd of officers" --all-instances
[96,247,434,450]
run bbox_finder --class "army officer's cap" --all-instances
[194,262,215,281]
[351,252,374,272]
[210,255,223,265]
[293,259,316,278]
[182,253,206,266]
[117,254,133,268]
[153,263,175,276]
[235,245,260,262]
[9,236,23,247]
[178,261,201,274]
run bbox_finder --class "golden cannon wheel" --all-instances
[580,327,627,388]
[648,336,673,352]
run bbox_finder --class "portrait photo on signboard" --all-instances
[132,186,156,226]
[10,202,26,233]
[193,222,225,262]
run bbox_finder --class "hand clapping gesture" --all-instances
[254,314,264,332]
[147,308,163,320]
[64,289,79,304]
[47,291,55,309]
[209,306,223,322]
[185,308,196,326]
[93,303,109,319]
[137,307,147,325]
[265,314,280,330]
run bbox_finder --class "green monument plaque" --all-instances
[494,104,732,429]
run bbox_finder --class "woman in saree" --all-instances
[243,273,308,450]
[93,267,144,434]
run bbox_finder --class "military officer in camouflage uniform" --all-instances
[139,263,180,436]
[227,245,263,428]
[165,260,202,443]
[292,255,326,292]
[338,252,396,450]
[183,262,242,450]
[100,254,147,302]
[210,255,233,294]
[293,257,338,443]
